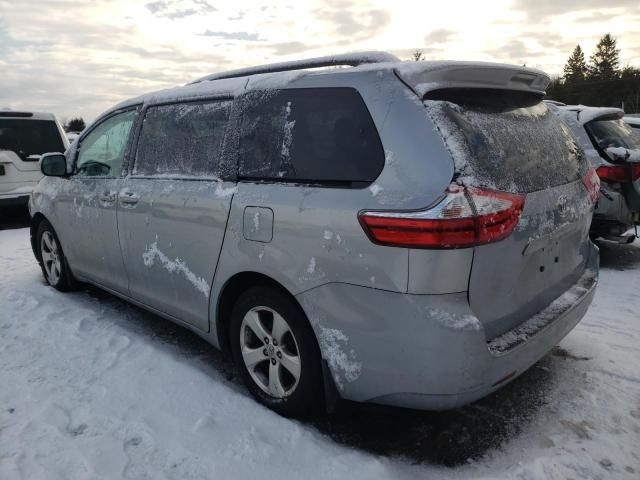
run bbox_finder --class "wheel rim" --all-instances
[240,306,301,398]
[41,231,62,286]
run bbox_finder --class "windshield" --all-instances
[0,119,65,160]
[585,119,640,161]
[424,89,588,193]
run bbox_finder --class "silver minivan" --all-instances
[30,52,599,418]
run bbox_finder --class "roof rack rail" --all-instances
[188,51,400,85]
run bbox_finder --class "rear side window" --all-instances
[0,119,65,160]
[238,88,384,184]
[135,100,232,178]
[424,89,588,193]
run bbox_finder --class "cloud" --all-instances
[198,30,263,41]
[315,1,391,41]
[265,41,314,56]
[144,0,216,20]
[511,0,638,19]
[424,29,455,45]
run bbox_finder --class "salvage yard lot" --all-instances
[0,217,639,479]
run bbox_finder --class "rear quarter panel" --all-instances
[209,70,457,344]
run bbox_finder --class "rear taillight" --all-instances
[581,167,600,203]
[358,185,525,249]
[596,164,640,184]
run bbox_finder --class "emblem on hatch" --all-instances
[557,195,568,216]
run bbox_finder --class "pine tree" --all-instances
[589,33,620,81]
[66,117,86,133]
[563,45,588,83]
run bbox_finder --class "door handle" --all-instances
[99,191,116,204]
[119,190,139,206]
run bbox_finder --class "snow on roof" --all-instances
[554,105,624,125]
[188,51,399,84]
[623,116,640,126]
[103,53,553,121]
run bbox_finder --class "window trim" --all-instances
[129,96,237,182]
[236,87,384,189]
[72,105,141,179]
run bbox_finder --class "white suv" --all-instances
[0,110,68,206]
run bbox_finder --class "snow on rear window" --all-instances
[424,89,588,193]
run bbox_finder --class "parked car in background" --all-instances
[66,131,82,144]
[549,104,640,242]
[30,52,599,418]
[623,116,640,132]
[0,110,68,206]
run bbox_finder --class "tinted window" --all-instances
[0,119,65,160]
[239,88,384,184]
[424,89,588,193]
[135,100,232,177]
[586,119,640,160]
[76,110,136,177]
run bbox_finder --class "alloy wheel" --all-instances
[41,231,62,286]
[239,306,301,398]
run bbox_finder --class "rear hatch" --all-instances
[0,116,66,192]
[429,91,594,339]
[396,64,595,339]
[584,117,640,210]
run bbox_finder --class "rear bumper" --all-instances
[0,190,31,206]
[296,243,598,410]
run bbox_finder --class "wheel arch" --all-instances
[30,212,48,262]
[214,270,340,412]
[215,271,304,354]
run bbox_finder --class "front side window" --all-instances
[76,110,136,177]
[238,88,384,184]
[134,100,232,178]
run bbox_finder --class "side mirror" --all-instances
[40,153,67,177]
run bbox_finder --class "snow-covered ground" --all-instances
[1,226,639,479]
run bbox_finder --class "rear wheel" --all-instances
[230,285,323,418]
[37,220,77,291]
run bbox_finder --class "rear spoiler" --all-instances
[394,61,551,98]
[550,105,624,126]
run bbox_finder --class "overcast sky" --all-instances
[1,0,639,122]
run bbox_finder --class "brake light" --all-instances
[581,167,600,203]
[596,164,640,184]
[358,186,525,249]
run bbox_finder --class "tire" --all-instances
[230,285,324,418]
[36,220,77,292]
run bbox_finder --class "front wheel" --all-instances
[230,285,324,418]
[37,220,77,291]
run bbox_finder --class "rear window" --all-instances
[424,89,588,193]
[238,87,384,185]
[585,119,640,160]
[0,119,65,160]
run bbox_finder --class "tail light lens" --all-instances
[596,164,640,184]
[358,185,525,249]
[581,167,600,203]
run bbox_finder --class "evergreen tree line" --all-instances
[63,117,86,133]
[547,34,640,112]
